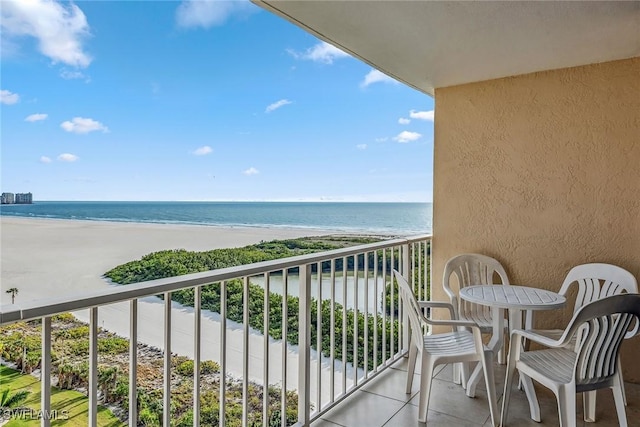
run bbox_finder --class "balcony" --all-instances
[1,235,638,426]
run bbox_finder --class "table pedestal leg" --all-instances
[466,307,503,398]
[507,308,541,422]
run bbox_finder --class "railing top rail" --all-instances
[1,234,430,324]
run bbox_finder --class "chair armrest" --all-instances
[428,318,479,329]
[417,300,456,319]
[510,328,568,349]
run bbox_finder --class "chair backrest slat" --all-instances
[443,254,509,318]
[568,295,640,385]
[394,270,428,347]
[559,263,637,315]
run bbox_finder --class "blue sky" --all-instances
[1,0,434,202]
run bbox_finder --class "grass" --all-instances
[0,366,124,426]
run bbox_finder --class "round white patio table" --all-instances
[458,284,566,422]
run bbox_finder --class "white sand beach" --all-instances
[0,217,329,304]
[0,217,355,402]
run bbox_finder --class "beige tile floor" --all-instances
[311,358,640,427]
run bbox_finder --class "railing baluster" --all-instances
[382,249,387,365]
[353,257,358,386]
[263,273,270,427]
[424,241,430,298]
[281,269,288,427]
[390,248,395,357]
[364,252,369,377]
[298,264,311,426]
[129,299,138,426]
[193,286,201,427]
[220,280,227,427]
[341,257,347,395]
[403,244,411,352]
[163,292,171,427]
[415,242,422,300]
[243,277,250,427]
[316,261,322,412]
[41,316,51,427]
[329,258,336,403]
[89,307,98,427]
[373,250,379,372]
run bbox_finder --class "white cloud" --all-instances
[393,131,422,143]
[25,113,48,122]
[60,117,108,134]
[287,41,349,64]
[265,99,292,113]
[375,137,388,143]
[192,145,213,156]
[60,69,87,80]
[176,0,257,29]
[356,144,367,150]
[58,153,79,162]
[39,156,52,163]
[1,89,19,104]
[398,117,410,125]
[360,69,398,88]
[243,167,259,176]
[1,0,92,67]
[409,110,434,121]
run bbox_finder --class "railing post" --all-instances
[41,316,51,427]
[193,287,201,427]
[402,244,411,353]
[298,264,311,426]
[89,308,98,427]
[129,300,138,426]
[163,293,172,427]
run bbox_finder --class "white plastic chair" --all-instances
[394,270,498,425]
[501,293,640,427]
[442,253,510,383]
[526,263,638,421]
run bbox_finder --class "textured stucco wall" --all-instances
[432,57,640,382]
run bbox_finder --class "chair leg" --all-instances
[500,353,516,427]
[481,351,498,427]
[583,390,596,422]
[556,386,577,427]
[520,373,541,422]
[453,362,461,385]
[617,356,627,406]
[406,344,417,394]
[460,362,470,390]
[418,356,435,423]
[612,374,628,427]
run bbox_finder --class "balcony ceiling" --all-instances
[254,1,640,96]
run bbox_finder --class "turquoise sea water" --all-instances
[0,201,432,236]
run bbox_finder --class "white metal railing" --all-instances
[0,235,431,426]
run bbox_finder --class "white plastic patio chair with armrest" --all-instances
[525,263,638,421]
[442,253,511,384]
[393,270,499,426]
[500,293,640,427]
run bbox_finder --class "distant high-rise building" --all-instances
[1,192,33,204]
[1,192,15,204]
[15,192,33,204]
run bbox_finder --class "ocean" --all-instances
[0,201,432,236]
